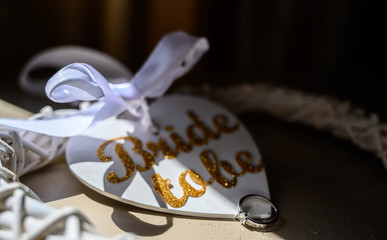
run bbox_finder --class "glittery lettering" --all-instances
[96,109,264,206]
[187,111,223,139]
[179,169,208,197]
[165,125,174,132]
[152,174,187,208]
[213,114,239,133]
[97,136,155,182]
[170,132,192,153]
[156,138,177,159]
[96,111,256,189]
[146,141,158,158]
[147,111,238,158]
[200,149,237,188]
[186,124,207,146]
[106,143,135,183]
[152,169,208,208]
[126,136,155,172]
[236,151,264,173]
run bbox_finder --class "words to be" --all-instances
[97,110,264,208]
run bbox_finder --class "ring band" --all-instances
[237,194,279,231]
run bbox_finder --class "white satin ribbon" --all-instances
[0,31,209,137]
[18,45,133,97]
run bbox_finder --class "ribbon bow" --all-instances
[0,31,209,137]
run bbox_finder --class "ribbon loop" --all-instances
[128,31,209,99]
[45,63,116,103]
[18,45,132,97]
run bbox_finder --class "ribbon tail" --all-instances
[113,31,209,99]
[0,101,126,137]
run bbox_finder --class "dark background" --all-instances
[0,0,386,117]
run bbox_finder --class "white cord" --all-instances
[0,112,137,239]
[0,106,73,177]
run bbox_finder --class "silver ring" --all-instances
[237,194,279,231]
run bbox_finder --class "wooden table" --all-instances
[1,95,386,239]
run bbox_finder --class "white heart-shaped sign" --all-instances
[66,95,270,218]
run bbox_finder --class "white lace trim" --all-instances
[182,83,387,170]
